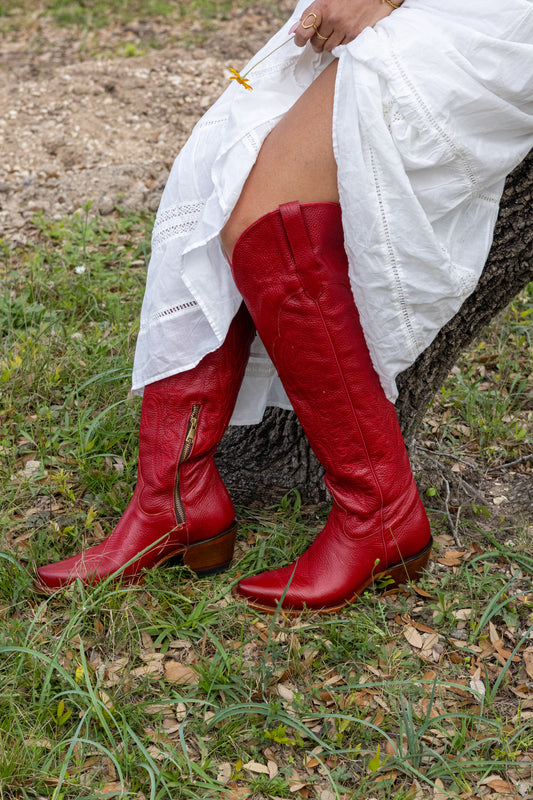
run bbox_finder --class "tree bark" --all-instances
[216,153,533,505]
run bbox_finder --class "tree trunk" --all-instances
[216,154,533,505]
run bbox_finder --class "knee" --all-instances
[221,202,271,263]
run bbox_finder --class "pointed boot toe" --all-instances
[235,567,296,609]
[35,549,105,593]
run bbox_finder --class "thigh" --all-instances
[222,60,339,258]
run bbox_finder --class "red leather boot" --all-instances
[230,202,432,612]
[35,304,255,592]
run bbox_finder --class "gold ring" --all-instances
[301,12,318,29]
[315,30,329,40]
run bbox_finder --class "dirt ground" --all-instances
[0,3,292,242]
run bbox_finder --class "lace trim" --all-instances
[368,142,421,357]
[151,299,199,323]
[197,115,229,130]
[151,200,206,251]
[242,129,261,156]
[244,358,277,379]
[447,254,478,296]
[390,46,479,193]
[247,53,299,82]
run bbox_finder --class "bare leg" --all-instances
[221,60,339,259]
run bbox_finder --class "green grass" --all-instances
[0,0,276,60]
[0,0,259,32]
[1,204,150,538]
[436,289,532,465]
[0,204,532,798]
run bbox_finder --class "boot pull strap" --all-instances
[279,202,316,273]
[279,201,343,297]
[279,202,323,297]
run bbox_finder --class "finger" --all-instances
[292,8,322,47]
[322,31,345,52]
[310,27,333,53]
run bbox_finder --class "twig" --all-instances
[443,477,462,547]
[453,505,462,546]
[416,450,450,475]
[486,453,533,474]
[417,449,468,545]
[460,478,487,504]
[416,445,478,469]
[417,449,486,502]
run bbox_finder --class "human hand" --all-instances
[291,0,402,53]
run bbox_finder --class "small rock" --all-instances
[98,194,115,215]
[450,628,469,641]
[147,189,161,212]
[120,187,145,212]
[493,495,508,506]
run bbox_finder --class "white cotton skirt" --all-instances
[131,0,533,424]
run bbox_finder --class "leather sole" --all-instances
[233,537,433,615]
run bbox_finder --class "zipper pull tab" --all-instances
[185,404,200,448]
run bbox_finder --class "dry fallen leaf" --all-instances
[324,673,344,686]
[278,683,295,702]
[243,760,269,774]
[216,762,232,785]
[413,621,439,634]
[438,550,468,567]
[404,625,424,649]
[420,633,440,661]
[453,608,472,621]
[523,647,533,680]
[164,661,197,684]
[146,744,167,761]
[226,788,251,799]
[469,666,486,698]
[162,719,181,735]
[479,775,514,794]
[97,783,124,796]
[420,697,443,720]
[104,656,130,686]
[130,662,163,679]
[412,584,434,598]
[267,759,278,779]
[433,777,447,800]
[144,703,170,715]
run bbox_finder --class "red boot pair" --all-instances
[36,203,431,610]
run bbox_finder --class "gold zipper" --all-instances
[174,403,200,524]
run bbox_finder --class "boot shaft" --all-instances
[231,202,413,516]
[136,303,255,530]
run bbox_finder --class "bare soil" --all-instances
[0,3,292,242]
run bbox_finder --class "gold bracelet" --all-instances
[382,0,401,9]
